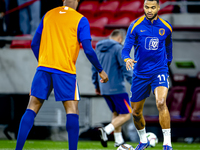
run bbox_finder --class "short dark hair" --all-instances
[110,29,125,39]
[144,0,159,4]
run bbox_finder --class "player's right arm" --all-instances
[31,15,45,61]
[165,32,173,66]
[121,22,137,70]
[78,17,108,83]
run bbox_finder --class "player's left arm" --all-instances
[165,32,173,66]
[91,56,99,90]
[78,17,108,83]
[91,65,101,95]
[31,15,45,61]
[78,17,103,72]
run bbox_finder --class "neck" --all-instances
[145,15,158,24]
[110,37,117,42]
[63,1,76,9]
[110,37,121,43]
[151,15,158,23]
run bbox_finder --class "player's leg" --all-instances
[155,86,170,129]
[112,112,120,132]
[112,112,130,147]
[131,100,150,149]
[104,93,131,133]
[112,112,125,147]
[105,113,130,136]
[99,93,131,147]
[111,113,131,130]
[62,100,79,150]
[52,73,80,150]
[15,70,52,150]
[15,96,44,150]
[27,96,44,113]
[152,73,172,149]
[100,113,131,147]
[131,99,147,141]
[98,95,112,147]
[130,75,151,149]
[154,86,172,149]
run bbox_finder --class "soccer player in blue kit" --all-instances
[14,0,108,150]
[92,29,132,148]
[122,0,173,150]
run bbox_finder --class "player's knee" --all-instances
[63,101,79,114]
[132,109,142,119]
[156,98,166,111]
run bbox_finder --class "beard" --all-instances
[145,12,158,21]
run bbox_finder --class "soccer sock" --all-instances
[104,123,115,135]
[114,132,124,144]
[136,128,147,143]
[66,114,79,150]
[162,128,172,146]
[15,109,36,150]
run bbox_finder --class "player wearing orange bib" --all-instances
[15,0,108,150]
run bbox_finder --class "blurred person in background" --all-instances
[17,0,41,36]
[4,0,21,35]
[122,0,173,150]
[0,0,5,34]
[92,29,132,148]
[14,0,108,150]
[0,0,5,47]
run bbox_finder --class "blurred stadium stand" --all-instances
[190,87,200,123]
[0,0,200,142]
[159,0,175,15]
[10,35,32,48]
[78,0,99,20]
[168,86,188,123]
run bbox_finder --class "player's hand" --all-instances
[99,70,108,83]
[126,59,137,70]
[95,88,101,95]
[0,12,4,19]
[167,61,171,67]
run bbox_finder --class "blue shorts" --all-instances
[103,93,132,114]
[130,73,169,102]
[30,70,80,101]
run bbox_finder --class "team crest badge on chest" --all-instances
[145,37,159,50]
[159,28,165,36]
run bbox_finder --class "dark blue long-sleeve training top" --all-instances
[122,16,173,79]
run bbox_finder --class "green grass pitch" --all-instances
[0,140,200,150]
